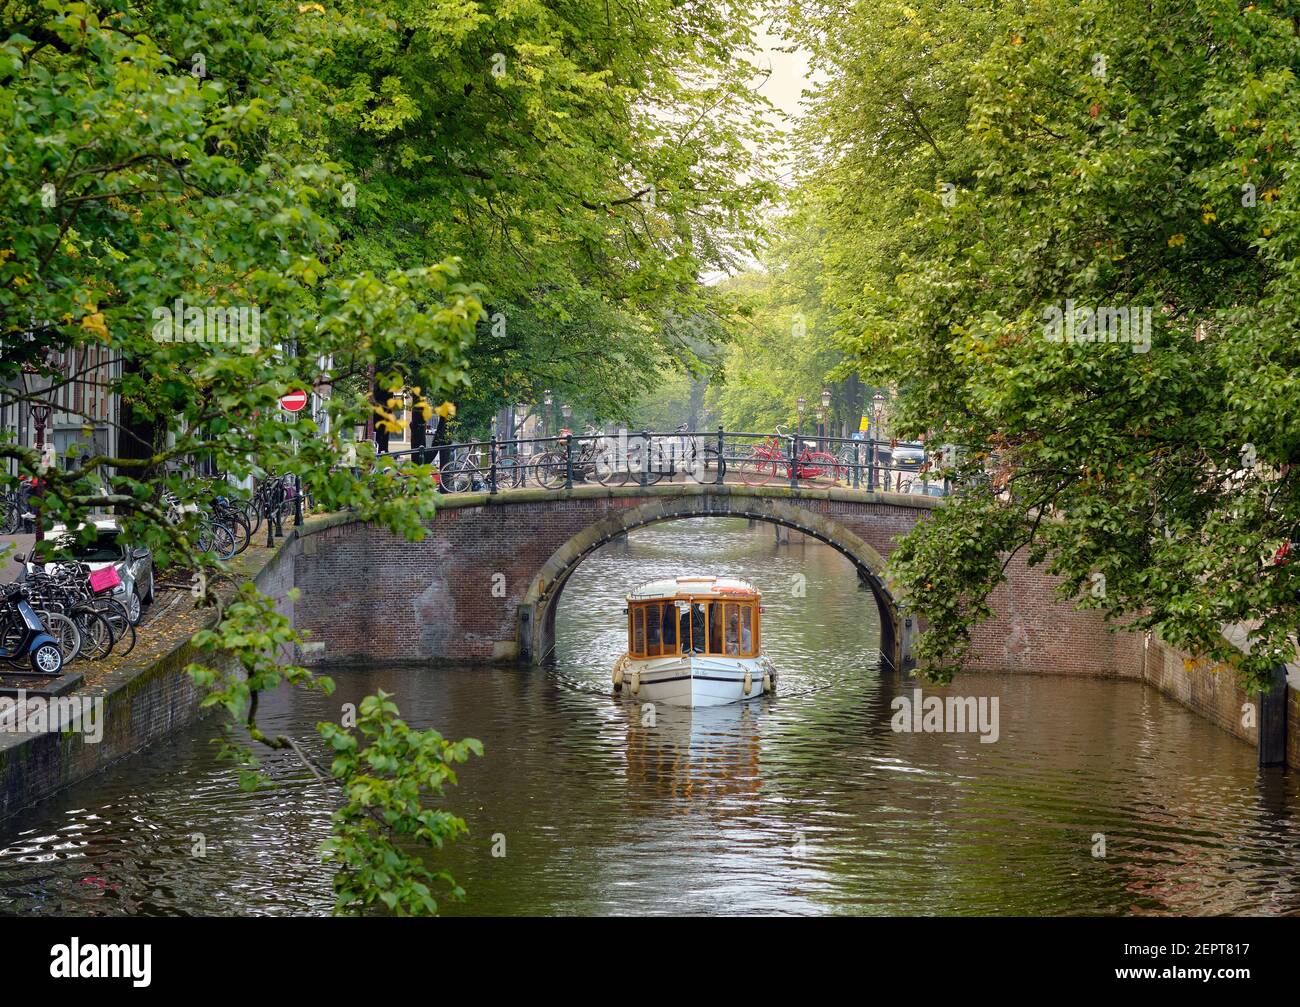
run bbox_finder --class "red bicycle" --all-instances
[739,426,846,486]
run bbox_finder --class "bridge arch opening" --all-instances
[517,497,909,674]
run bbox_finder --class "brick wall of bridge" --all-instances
[281,489,1146,679]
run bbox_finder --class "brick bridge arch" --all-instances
[516,491,912,672]
[277,483,1144,680]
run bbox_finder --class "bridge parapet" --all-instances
[268,483,1141,685]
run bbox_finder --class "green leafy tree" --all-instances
[781,0,1300,692]
[1,0,487,912]
[3,0,775,910]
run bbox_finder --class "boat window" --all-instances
[725,603,740,655]
[742,605,754,655]
[707,601,725,655]
[689,603,704,653]
[633,606,645,654]
[646,602,662,657]
[662,605,677,651]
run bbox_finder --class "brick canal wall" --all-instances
[1141,636,1258,748]
[963,550,1147,680]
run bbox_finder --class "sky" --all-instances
[752,20,820,184]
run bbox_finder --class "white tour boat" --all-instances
[612,575,777,707]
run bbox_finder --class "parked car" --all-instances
[891,441,927,470]
[27,519,154,625]
[908,480,947,498]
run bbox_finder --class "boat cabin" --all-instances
[625,576,761,659]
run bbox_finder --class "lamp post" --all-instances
[796,395,806,441]
[871,390,887,491]
[815,405,826,453]
[21,353,56,543]
[821,388,833,442]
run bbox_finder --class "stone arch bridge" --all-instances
[268,483,1139,679]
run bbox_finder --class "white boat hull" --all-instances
[616,653,773,708]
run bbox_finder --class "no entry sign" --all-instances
[280,390,309,413]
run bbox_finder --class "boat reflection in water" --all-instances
[621,700,764,808]
[612,575,778,707]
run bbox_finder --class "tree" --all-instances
[1,0,487,913]
[298,0,778,431]
[2,0,776,911]
[781,0,1300,692]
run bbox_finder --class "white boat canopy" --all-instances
[626,575,760,602]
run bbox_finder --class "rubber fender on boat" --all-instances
[630,669,641,695]
[612,655,626,690]
[743,670,752,696]
[762,672,771,694]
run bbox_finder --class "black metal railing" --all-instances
[377,427,953,498]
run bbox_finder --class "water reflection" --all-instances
[0,517,1297,916]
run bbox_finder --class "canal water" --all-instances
[1,517,1298,916]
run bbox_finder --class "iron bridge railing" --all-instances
[377,428,953,499]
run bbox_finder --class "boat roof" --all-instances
[627,575,760,601]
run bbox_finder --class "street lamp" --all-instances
[815,405,826,452]
[821,387,833,443]
[796,396,806,440]
[561,403,572,429]
[871,391,888,491]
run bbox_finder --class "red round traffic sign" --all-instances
[280,390,309,413]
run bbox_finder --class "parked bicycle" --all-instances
[531,428,623,489]
[738,426,845,486]
[16,561,137,661]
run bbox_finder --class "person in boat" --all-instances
[726,609,740,655]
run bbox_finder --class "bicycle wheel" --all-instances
[40,611,81,664]
[593,442,628,487]
[444,460,475,493]
[201,521,237,561]
[533,451,568,490]
[246,498,264,536]
[91,597,136,658]
[739,449,776,487]
[497,457,525,489]
[684,447,726,484]
[632,440,666,486]
[803,451,842,486]
[73,608,114,660]
[223,509,252,554]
